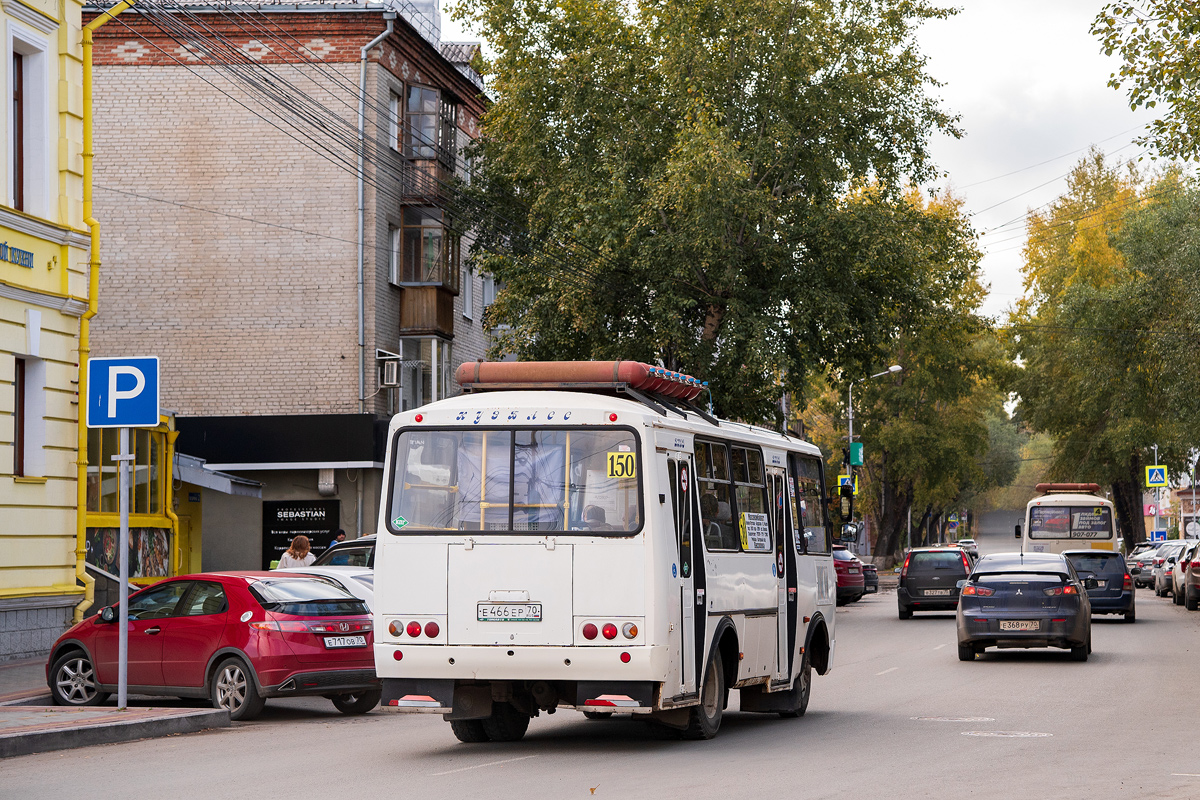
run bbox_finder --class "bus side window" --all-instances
[790,454,828,555]
[696,440,737,551]
[732,447,770,552]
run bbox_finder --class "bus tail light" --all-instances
[620,652,631,663]
[424,621,440,638]
[602,623,618,640]
[582,623,598,640]
[622,623,638,639]
[406,621,422,637]
[389,621,404,637]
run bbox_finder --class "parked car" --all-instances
[1171,541,1200,605]
[1128,541,1160,560]
[1153,541,1190,597]
[312,535,376,568]
[833,545,865,605]
[280,566,375,610]
[860,559,879,594]
[1131,545,1163,589]
[897,547,973,619]
[1063,549,1136,622]
[957,552,1093,662]
[46,572,380,720]
[957,538,979,559]
[1183,548,1200,610]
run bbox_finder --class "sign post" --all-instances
[86,357,159,710]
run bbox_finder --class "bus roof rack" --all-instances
[1035,483,1102,495]
[455,360,720,426]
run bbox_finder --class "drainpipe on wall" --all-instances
[165,427,180,573]
[75,0,137,622]
[357,12,394,538]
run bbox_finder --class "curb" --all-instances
[0,706,231,758]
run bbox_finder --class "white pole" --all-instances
[1154,444,1160,537]
[117,426,130,709]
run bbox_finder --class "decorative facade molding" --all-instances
[0,206,91,250]
[0,280,88,316]
[1,0,59,35]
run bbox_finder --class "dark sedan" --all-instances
[897,548,972,619]
[956,552,1093,662]
[861,559,879,594]
[1063,550,1136,622]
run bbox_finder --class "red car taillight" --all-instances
[961,552,971,571]
[1155,558,1165,567]
[1124,574,1133,590]
[900,553,912,579]
[250,620,370,633]
[1044,585,1079,596]
[962,584,994,596]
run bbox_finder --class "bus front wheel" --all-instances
[682,651,725,740]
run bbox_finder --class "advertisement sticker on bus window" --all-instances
[392,516,408,529]
[788,477,796,498]
[607,452,637,479]
[740,512,771,552]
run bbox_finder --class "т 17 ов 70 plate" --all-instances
[324,635,368,648]
[478,603,542,622]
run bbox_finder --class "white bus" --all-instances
[373,361,837,741]
[1017,483,1118,555]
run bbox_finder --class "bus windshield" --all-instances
[387,427,642,534]
[1029,506,1113,540]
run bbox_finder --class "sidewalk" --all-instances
[0,655,229,758]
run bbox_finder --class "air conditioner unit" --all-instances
[381,359,400,388]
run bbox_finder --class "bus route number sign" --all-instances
[607,452,637,479]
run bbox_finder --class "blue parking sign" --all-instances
[86,357,160,428]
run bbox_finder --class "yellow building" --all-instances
[0,0,94,659]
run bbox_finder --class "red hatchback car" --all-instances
[46,572,379,720]
[833,545,865,605]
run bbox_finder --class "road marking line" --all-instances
[432,755,538,776]
[876,667,898,675]
[933,644,947,650]
[1172,774,1200,777]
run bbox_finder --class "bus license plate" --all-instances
[324,635,367,648]
[478,603,542,622]
[999,620,1040,631]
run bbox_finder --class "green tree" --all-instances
[455,0,961,421]
[1007,151,1188,548]
[1093,1,1200,160]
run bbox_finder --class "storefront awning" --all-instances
[174,452,263,498]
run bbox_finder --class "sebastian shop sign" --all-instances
[261,500,340,569]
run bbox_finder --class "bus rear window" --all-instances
[1029,506,1113,539]
[387,427,641,534]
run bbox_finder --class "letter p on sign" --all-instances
[87,357,160,428]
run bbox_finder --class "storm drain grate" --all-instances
[961,731,1052,738]
[912,716,995,722]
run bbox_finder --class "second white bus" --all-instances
[372,361,838,741]
[1017,483,1118,554]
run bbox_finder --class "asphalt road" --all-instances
[9,563,1200,800]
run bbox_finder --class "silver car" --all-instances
[1153,541,1190,597]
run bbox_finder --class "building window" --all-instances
[439,99,457,168]
[400,337,451,410]
[11,52,23,211]
[11,354,44,477]
[405,85,438,159]
[401,206,459,289]
[462,264,473,320]
[388,225,401,285]
[482,274,496,310]
[13,357,25,475]
[388,91,401,151]
[87,427,164,514]
[8,27,48,216]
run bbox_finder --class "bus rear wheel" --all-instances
[682,650,724,740]
[480,702,530,742]
[449,719,490,743]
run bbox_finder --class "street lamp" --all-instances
[843,365,903,544]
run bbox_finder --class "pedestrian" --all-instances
[276,535,315,568]
[332,529,347,544]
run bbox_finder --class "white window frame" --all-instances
[388,225,401,285]
[388,91,401,152]
[8,24,51,218]
[482,274,496,309]
[462,264,473,320]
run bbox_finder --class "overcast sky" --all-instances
[438,1,1160,321]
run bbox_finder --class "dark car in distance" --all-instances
[956,552,1093,662]
[861,560,879,594]
[312,535,376,568]
[1063,550,1136,622]
[897,548,973,619]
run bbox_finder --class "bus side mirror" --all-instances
[1014,524,1021,539]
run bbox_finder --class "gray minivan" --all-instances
[897,547,973,619]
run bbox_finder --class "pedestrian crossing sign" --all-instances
[838,475,859,496]
[1146,466,1168,488]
